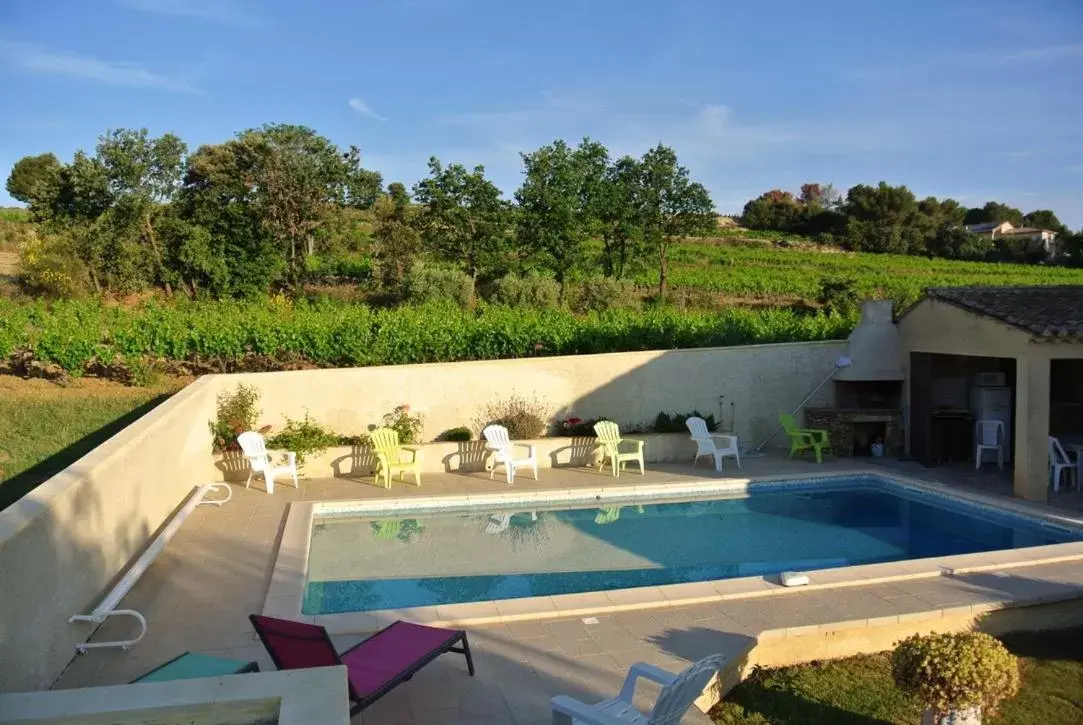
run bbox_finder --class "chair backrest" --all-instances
[249,615,350,688]
[237,431,270,470]
[369,427,401,455]
[779,413,799,435]
[482,424,511,450]
[648,654,727,725]
[1050,437,1071,465]
[686,416,710,439]
[976,419,1003,446]
[594,420,621,444]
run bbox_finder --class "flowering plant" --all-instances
[374,404,424,443]
[556,416,607,437]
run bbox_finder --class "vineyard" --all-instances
[0,298,853,375]
[650,242,1083,306]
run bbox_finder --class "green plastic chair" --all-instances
[370,427,422,488]
[779,413,831,463]
[594,421,645,477]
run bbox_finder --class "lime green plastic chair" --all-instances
[370,427,422,488]
[779,413,831,463]
[594,421,645,477]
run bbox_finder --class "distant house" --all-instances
[964,221,1058,258]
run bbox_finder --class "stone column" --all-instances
[1013,351,1050,502]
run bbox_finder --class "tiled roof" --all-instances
[922,286,1083,341]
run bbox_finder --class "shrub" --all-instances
[653,411,716,433]
[125,356,165,388]
[18,232,89,298]
[266,412,339,467]
[891,632,1019,718]
[554,416,609,437]
[476,395,548,439]
[436,426,473,442]
[209,384,263,453]
[816,275,860,315]
[567,275,640,313]
[402,263,475,308]
[489,273,560,310]
[374,404,424,443]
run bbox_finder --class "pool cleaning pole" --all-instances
[752,356,853,453]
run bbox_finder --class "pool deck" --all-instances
[52,456,1083,724]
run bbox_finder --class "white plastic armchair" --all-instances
[975,419,1005,470]
[686,416,740,471]
[237,431,299,495]
[482,424,539,484]
[551,654,727,725]
[1050,437,1077,493]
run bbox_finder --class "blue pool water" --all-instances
[303,476,1081,614]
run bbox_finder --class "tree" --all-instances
[595,155,645,278]
[637,144,715,299]
[412,157,511,279]
[5,153,62,210]
[515,138,608,295]
[234,124,354,285]
[178,141,283,297]
[1022,209,1066,234]
[741,189,802,231]
[95,128,187,294]
[843,182,923,254]
[926,226,992,260]
[371,182,420,291]
[963,201,1024,227]
[342,145,383,209]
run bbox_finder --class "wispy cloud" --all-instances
[846,42,1083,81]
[119,0,263,27]
[0,40,201,94]
[348,97,387,122]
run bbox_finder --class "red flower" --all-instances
[567,417,582,426]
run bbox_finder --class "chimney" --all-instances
[834,300,904,381]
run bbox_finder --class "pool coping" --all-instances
[263,468,1083,634]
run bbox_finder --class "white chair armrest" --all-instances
[516,442,537,459]
[285,451,297,468]
[550,696,627,725]
[711,434,738,446]
[618,662,678,702]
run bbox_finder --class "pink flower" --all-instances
[401,405,411,413]
[568,417,582,425]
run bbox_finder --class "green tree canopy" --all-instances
[412,157,511,280]
[5,153,62,210]
[964,201,1024,227]
[637,144,715,299]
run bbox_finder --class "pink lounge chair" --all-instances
[249,615,474,714]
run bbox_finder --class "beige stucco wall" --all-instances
[210,340,848,453]
[898,298,1083,502]
[0,377,218,693]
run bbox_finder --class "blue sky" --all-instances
[1,0,1082,226]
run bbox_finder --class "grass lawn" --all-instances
[711,627,1083,724]
[0,375,185,510]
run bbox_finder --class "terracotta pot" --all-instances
[922,706,981,725]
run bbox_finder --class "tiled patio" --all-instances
[51,456,1083,724]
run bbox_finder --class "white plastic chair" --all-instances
[686,416,740,471]
[482,424,538,484]
[237,431,299,494]
[551,654,727,725]
[1050,437,1077,493]
[974,419,1005,470]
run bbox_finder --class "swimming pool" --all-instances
[302,475,1083,615]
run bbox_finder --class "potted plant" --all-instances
[891,632,1019,725]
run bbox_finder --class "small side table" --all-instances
[132,651,259,684]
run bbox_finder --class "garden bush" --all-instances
[374,404,424,443]
[476,395,548,439]
[554,416,609,437]
[652,410,716,433]
[891,632,1019,719]
[567,275,640,313]
[436,426,473,442]
[266,412,339,466]
[209,383,264,453]
[402,263,475,308]
[489,273,560,310]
